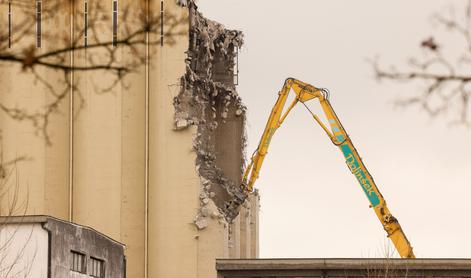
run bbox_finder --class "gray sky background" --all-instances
[197,0,471,258]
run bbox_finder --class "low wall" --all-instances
[216,258,471,277]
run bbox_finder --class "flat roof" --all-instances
[216,258,471,270]
[0,215,124,247]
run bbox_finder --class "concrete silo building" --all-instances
[0,1,259,277]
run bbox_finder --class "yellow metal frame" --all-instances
[242,78,415,258]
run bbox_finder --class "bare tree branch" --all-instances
[0,1,186,144]
[373,0,471,125]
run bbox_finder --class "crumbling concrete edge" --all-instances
[173,1,248,230]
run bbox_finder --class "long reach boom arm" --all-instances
[241,78,415,258]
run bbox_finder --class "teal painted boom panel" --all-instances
[337,136,380,207]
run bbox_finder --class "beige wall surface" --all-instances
[0,3,71,219]
[0,1,258,278]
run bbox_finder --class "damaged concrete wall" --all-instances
[174,2,249,228]
[148,1,259,276]
[170,0,260,267]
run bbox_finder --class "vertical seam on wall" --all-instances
[69,0,75,222]
[118,0,124,256]
[144,0,150,277]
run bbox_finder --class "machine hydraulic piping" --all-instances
[231,78,415,258]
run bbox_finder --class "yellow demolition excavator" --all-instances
[228,78,415,258]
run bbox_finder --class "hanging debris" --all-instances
[175,0,188,7]
[173,2,248,228]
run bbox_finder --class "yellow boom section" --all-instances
[242,78,415,258]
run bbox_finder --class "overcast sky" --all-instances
[197,0,471,258]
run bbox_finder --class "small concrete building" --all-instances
[216,258,471,277]
[0,215,125,278]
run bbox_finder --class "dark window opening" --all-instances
[84,0,88,47]
[36,0,41,48]
[8,1,11,48]
[89,257,105,278]
[70,251,86,273]
[160,1,164,46]
[112,0,118,46]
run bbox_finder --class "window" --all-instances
[84,0,88,47]
[36,0,41,48]
[89,257,105,278]
[70,251,86,273]
[112,0,118,46]
[8,1,11,48]
[160,0,164,46]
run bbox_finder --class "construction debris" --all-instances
[175,0,188,7]
[173,3,248,228]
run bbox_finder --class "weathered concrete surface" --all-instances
[216,258,471,277]
[45,217,125,278]
[173,2,248,225]
[148,1,237,276]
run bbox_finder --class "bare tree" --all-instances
[0,0,186,144]
[373,0,471,125]
[0,155,33,278]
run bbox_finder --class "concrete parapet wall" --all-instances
[216,258,471,277]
